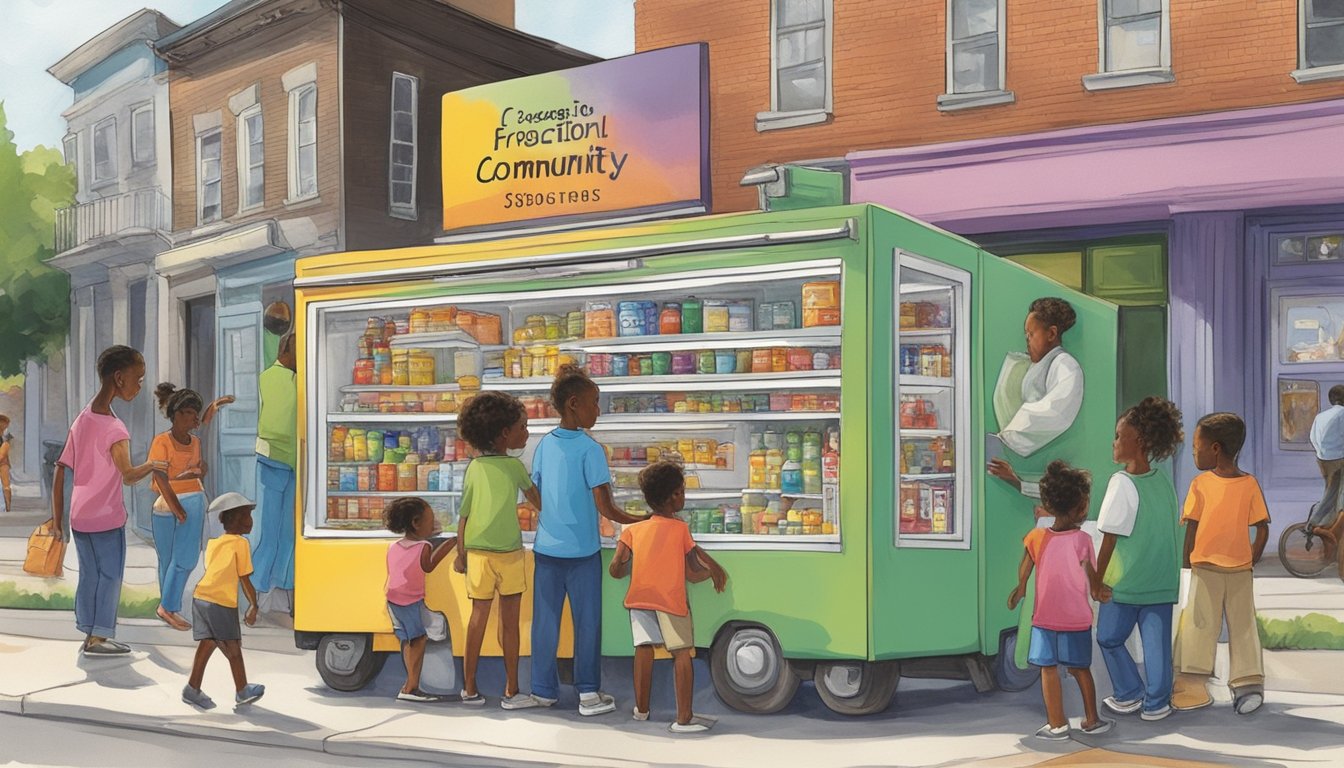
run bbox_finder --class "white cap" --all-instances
[207,492,256,518]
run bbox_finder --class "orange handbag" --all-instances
[23,521,65,578]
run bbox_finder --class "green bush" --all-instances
[1257,613,1344,651]
[0,581,159,619]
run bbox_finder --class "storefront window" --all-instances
[1275,233,1343,264]
[1279,379,1319,448]
[1280,294,1344,363]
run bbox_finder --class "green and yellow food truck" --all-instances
[291,201,1117,715]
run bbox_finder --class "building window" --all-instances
[1083,0,1173,91]
[938,0,1013,111]
[288,84,318,201]
[389,72,418,219]
[63,134,78,186]
[238,106,265,211]
[92,117,116,184]
[1296,1,1344,81]
[131,104,154,166]
[198,129,222,224]
[757,0,832,131]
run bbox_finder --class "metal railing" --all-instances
[54,187,171,254]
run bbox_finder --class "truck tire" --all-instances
[710,624,799,714]
[316,634,386,692]
[815,660,900,716]
[993,629,1039,692]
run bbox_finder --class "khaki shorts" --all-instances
[630,608,694,651]
[466,548,527,600]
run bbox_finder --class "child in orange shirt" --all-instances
[1173,412,1271,716]
[609,461,726,733]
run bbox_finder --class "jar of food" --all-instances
[408,352,435,386]
[659,303,682,335]
[353,358,375,386]
[392,350,410,386]
[617,301,644,337]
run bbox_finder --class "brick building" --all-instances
[639,1,1344,527]
[152,0,592,503]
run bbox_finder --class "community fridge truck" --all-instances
[289,201,1119,715]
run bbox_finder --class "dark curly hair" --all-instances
[1039,460,1091,518]
[638,461,685,511]
[1121,396,1184,462]
[550,363,598,413]
[1029,297,1077,336]
[220,505,253,532]
[154,382,205,420]
[1196,412,1247,460]
[458,391,527,453]
[96,345,143,380]
[383,496,431,535]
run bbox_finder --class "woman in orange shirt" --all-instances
[149,383,233,630]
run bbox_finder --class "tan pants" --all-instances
[1174,565,1263,690]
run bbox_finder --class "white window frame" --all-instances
[131,103,155,167]
[388,72,418,220]
[287,83,319,203]
[92,116,117,185]
[63,134,79,189]
[237,105,265,213]
[1294,0,1344,83]
[938,0,1015,111]
[197,128,223,225]
[1083,0,1174,92]
[756,0,833,132]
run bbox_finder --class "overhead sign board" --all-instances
[441,44,710,234]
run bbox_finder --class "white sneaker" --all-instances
[1140,705,1172,721]
[633,707,649,721]
[501,693,541,710]
[528,693,557,707]
[1033,723,1070,740]
[669,715,716,733]
[578,691,616,716]
[1103,696,1142,715]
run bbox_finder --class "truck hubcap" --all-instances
[727,629,779,694]
[822,663,863,698]
[323,635,366,675]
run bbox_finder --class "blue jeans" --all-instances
[1097,601,1174,713]
[151,492,206,613]
[531,551,602,699]
[73,528,125,638]
[250,456,295,592]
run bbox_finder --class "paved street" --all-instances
[3,613,1344,768]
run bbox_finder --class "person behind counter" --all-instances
[988,297,1085,501]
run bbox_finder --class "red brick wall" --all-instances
[168,12,341,236]
[638,0,1344,213]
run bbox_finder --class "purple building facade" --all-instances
[848,97,1344,536]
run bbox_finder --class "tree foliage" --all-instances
[0,102,74,376]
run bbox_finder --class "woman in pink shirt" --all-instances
[50,346,156,656]
[1008,460,1111,740]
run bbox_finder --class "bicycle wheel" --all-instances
[1279,522,1333,578]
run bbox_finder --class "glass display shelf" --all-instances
[558,327,841,352]
[326,411,840,424]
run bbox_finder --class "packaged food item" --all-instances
[694,438,716,466]
[771,347,789,373]
[748,349,770,373]
[408,352,435,386]
[329,426,349,461]
[772,301,797,330]
[353,358,375,385]
[652,351,671,376]
[787,348,813,371]
[671,351,695,375]
[611,353,630,376]
[697,350,716,375]
[357,465,374,491]
[430,306,456,331]
[366,429,384,463]
[638,355,654,376]
[618,301,645,337]
[659,303,682,335]
[915,302,941,329]
[735,350,752,373]
[543,314,563,340]
[566,310,585,339]
[802,281,840,309]
[584,301,616,339]
[803,306,841,327]
[715,350,737,374]
[681,297,703,334]
[703,300,730,333]
[409,308,430,335]
[728,301,753,332]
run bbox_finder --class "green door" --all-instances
[978,254,1119,657]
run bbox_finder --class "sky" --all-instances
[0,0,635,152]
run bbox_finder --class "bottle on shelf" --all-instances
[781,456,803,494]
[748,432,767,489]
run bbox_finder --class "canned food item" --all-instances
[357,465,373,491]
[715,350,737,374]
[752,348,773,373]
[409,352,435,387]
[659,303,682,335]
[697,350,717,375]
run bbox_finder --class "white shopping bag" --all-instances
[1178,568,1192,610]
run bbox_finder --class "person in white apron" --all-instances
[987,297,1085,500]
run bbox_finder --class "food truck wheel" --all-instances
[992,630,1039,692]
[814,660,900,716]
[316,634,386,692]
[710,625,799,714]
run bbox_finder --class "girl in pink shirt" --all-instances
[50,346,156,656]
[1008,460,1110,740]
[383,497,457,702]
